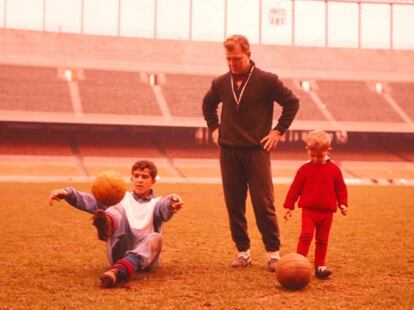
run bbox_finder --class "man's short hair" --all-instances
[305,130,332,151]
[224,34,250,53]
[131,160,158,180]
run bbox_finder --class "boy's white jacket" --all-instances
[121,192,160,234]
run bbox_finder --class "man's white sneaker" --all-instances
[231,255,252,268]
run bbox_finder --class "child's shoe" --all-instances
[100,268,119,288]
[315,266,332,279]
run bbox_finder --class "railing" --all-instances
[1,0,413,50]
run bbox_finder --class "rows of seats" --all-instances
[0,131,73,155]
[278,80,326,121]
[0,128,412,180]
[0,64,72,112]
[0,64,413,124]
[154,134,219,159]
[316,80,402,122]
[162,74,212,117]
[161,74,327,120]
[388,82,414,120]
[0,130,164,157]
[0,129,411,162]
[75,131,163,157]
[79,69,161,115]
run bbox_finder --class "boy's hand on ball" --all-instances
[170,194,183,213]
[283,210,292,221]
[48,189,68,206]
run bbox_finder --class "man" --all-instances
[202,34,299,272]
[49,160,183,288]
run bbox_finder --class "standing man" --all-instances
[202,34,299,272]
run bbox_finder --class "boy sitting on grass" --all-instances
[49,160,183,288]
[283,130,348,279]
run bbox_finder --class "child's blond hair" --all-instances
[305,130,332,151]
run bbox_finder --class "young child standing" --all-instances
[283,130,348,279]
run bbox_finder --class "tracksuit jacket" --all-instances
[202,61,299,147]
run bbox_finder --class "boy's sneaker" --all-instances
[315,266,332,279]
[231,255,252,268]
[92,210,112,241]
[268,258,279,272]
[100,268,119,288]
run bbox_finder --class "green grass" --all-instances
[0,183,413,309]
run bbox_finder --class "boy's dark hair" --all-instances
[131,160,158,180]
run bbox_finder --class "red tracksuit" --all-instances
[284,159,348,266]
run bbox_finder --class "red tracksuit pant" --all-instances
[297,208,333,267]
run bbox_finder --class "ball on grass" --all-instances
[91,171,127,206]
[275,253,312,290]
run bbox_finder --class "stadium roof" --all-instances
[333,0,414,3]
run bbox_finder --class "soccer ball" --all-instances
[91,171,127,206]
[275,253,312,290]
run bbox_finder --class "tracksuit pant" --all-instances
[297,208,333,267]
[105,207,163,279]
[219,146,280,252]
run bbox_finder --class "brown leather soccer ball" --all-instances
[275,253,312,290]
[91,171,127,206]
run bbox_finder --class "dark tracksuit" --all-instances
[202,61,299,252]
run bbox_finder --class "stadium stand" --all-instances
[278,80,326,121]
[1,28,413,80]
[154,134,219,159]
[1,29,414,131]
[75,130,163,158]
[79,69,161,115]
[0,29,413,182]
[316,80,402,122]
[0,64,72,112]
[162,74,213,117]
[0,129,73,156]
[388,82,414,121]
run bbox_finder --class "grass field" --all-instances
[0,182,413,309]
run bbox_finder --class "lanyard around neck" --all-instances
[231,66,255,106]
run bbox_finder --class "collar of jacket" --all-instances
[132,189,155,202]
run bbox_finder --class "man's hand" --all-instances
[283,209,293,221]
[212,128,219,146]
[48,188,69,206]
[170,194,184,214]
[260,130,282,152]
[339,204,348,216]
